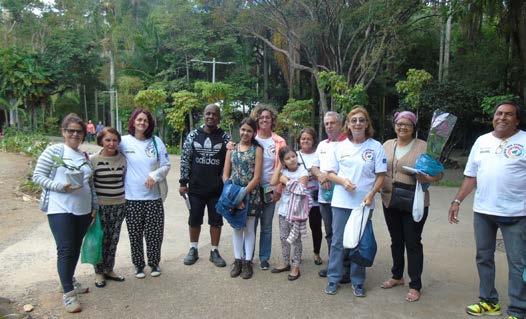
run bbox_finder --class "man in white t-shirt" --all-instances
[449,101,526,319]
[310,111,350,280]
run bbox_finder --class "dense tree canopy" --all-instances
[1,0,525,153]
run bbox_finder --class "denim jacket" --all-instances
[215,179,249,229]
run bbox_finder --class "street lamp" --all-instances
[99,90,120,132]
[190,58,235,83]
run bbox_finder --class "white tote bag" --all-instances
[412,181,425,222]
[343,204,370,249]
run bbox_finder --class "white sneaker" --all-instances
[72,277,89,294]
[63,290,82,313]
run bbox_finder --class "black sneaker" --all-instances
[209,249,227,267]
[318,268,327,277]
[184,247,199,265]
[151,265,161,277]
[135,267,146,279]
[260,260,270,270]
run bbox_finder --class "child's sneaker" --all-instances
[63,290,81,313]
[465,301,501,316]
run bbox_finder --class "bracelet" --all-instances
[451,199,461,206]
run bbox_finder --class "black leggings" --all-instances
[308,206,322,255]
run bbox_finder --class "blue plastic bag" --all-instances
[415,154,444,176]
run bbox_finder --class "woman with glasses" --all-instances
[33,113,97,313]
[324,106,387,297]
[379,111,442,302]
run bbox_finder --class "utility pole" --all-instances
[190,58,235,83]
[99,90,120,132]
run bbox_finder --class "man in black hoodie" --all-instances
[179,104,230,267]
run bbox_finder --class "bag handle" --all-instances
[297,151,309,171]
[151,135,160,163]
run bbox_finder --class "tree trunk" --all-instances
[443,4,452,81]
[109,49,116,128]
[510,0,526,104]
[263,44,269,101]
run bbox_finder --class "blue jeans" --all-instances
[256,201,276,262]
[48,213,92,293]
[474,212,526,318]
[327,207,366,285]
[319,203,333,254]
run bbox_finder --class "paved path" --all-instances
[0,145,512,318]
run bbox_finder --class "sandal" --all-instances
[314,255,322,266]
[405,289,421,302]
[104,273,125,282]
[95,274,106,288]
[380,278,405,289]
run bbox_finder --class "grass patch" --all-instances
[433,179,463,187]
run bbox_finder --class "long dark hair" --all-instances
[239,117,260,147]
[278,146,296,170]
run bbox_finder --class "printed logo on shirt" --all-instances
[362,149,374,162]
[503,144,524,159]
[145,143,156,158]
[194,137,222,165]
[479,147,491,154]
[265,143,276,158]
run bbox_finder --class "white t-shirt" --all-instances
[120,135,170,200]
[297,150,319,206]
[256,136,276,185]
[48,145,93,215]
[277,165,309,216]
[464,130,526,217]
[327,138,387,210]
[314,139,339,203]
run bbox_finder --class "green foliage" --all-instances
[44,116,60,135]
[0,127,49,159]
[134,89,167,112]
[318,71,368,113]
[194,81,237,131]
[481,94,520,116]
[395,69,433,110]
[276,99,314,141]
[165,91,200,133]
[51,155,89,171]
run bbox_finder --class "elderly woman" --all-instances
[324,106,387,297]
[120,108,170,279]
[33,113,97,313]
[91,127,127,288]
[250,103,286,270]
[380,111,442,302]
[296,127,323,265]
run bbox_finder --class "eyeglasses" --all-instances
[350,117,367,124]
[64,128,84,135]
[395,123,413,128]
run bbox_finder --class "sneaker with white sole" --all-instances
[465,301,501,316]
[151,266,161,277]
[135,267,146,279]
[63,290,81,313]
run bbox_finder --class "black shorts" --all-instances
[188,193,223,227]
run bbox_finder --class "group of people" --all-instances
[32,100,525,319]
[33,109,170,313]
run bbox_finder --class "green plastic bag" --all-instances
[81,212,103,265]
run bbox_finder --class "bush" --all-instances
[0,127,49,158]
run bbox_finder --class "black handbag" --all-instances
[388,141,416,212]
[389,182,416,212]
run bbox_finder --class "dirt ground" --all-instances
[0,148,514,319]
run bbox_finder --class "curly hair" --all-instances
[250,102,278,131]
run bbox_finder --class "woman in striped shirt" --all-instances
[90,127,127,288]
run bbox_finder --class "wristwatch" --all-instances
[451,199,461,206]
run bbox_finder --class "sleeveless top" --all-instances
[231,144,261,216]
